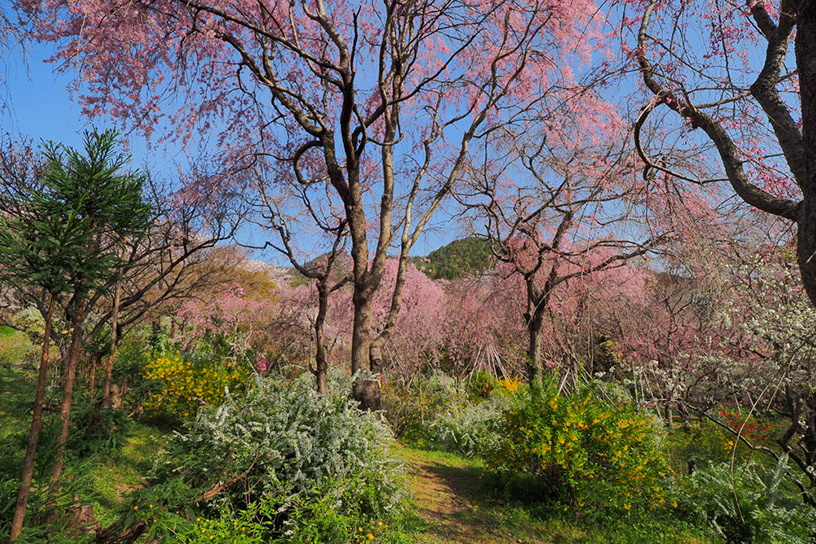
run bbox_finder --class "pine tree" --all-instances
[1,129,152,541]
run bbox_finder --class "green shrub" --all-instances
[425,389,518,457]
[145,490,398,544]
[672,457,816,544]
[467,369,496,399]
[0,325,34,366]
[381,372,464,441]
[667,419,756,475]
[66,406,133,458]
[486,379,670,511]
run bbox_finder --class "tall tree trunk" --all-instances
[9,294,56,542]
[312,282,330,396]
[350,290,372,376]
[49,295,87,489]
[369,253,411,375]
[797,1,816,307]
[102,274,122,409]
[526,305,545,383]
[351,292,381,410]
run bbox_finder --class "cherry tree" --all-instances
[438,270,527,378]
[630,0,816,306]
[464,102,661,381]
[18,0,611,406]
[371,258,447,378]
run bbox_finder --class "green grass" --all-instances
[0,327,35,366]
[391,446,720,544]
[92,422,169,525]
[0,363,35,441]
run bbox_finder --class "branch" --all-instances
[190,456,258,505]
[636,0,800,221]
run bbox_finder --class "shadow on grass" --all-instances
[404,454,571,544]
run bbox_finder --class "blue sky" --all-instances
[1,37,457,261]
[3,40,87,148]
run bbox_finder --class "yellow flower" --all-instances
[368,534,374,540]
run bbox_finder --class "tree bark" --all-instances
[9,294,56,542]
[312,281,330,396]
[796,1,816,306]
[350,290,373,377]
[351,291,381,410]
[369,253,412,375]
[526,305,545,383]
[102,273,122,409]
[49,295,87,489]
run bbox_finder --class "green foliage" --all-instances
[66,406,133,459]
[143,490,405,544]
[0,129,152,298]
[0,456,109,544]
[381,372,465,441]
[673,457,816,543]
[667,419,757,475]
[487,379,670,511]
[413,237,493,280]
[467,369,496,399]
[424,390,517,458]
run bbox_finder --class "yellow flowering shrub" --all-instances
[496,376,520,393]
[487,380,670,511]
[142,356,250,421]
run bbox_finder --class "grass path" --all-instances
[394,447,574,544]
[393,446,717,544]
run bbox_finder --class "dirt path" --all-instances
[398,448,558,544]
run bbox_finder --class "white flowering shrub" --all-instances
[673,457,816,544]
[425,391,518,457]
[161,375,405,519]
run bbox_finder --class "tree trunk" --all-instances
[313,282,330,396]
[49,295,87,489]
[369,343,385,376]
[787,2,816,306]
[350,290,372,376]
[350,292,381,410]
[102,275,122,409]
[369,252,412,375]
[9,294,56,542]
[526,307,545,383]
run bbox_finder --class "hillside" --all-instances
[413,237,493,280]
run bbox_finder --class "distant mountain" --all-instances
[241,259,294,285]
[274,237,494,284]
[412,237,493,280]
